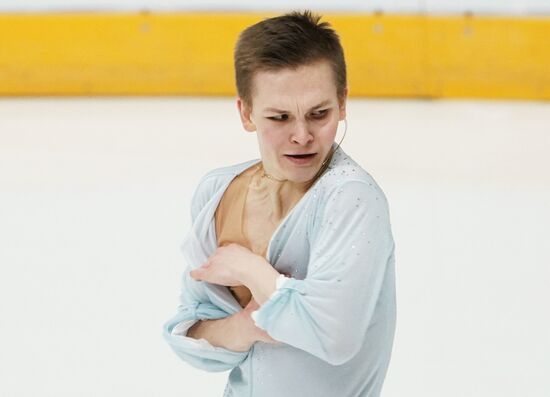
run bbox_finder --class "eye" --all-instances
[267,114,289,122]
[310,109,329,119]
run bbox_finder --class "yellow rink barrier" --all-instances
[0,12,549,99]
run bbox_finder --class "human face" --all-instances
[237,60,347,183]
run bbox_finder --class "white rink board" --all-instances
[0,97,549,397]
[0,0,550,14]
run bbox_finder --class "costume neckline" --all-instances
[209,142,341,262]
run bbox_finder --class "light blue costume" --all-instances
[162,143,396,397]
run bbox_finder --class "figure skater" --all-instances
[163,10,396,397]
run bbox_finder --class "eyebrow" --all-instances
[264,100,332,113]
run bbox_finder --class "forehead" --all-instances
[250,61,338,110]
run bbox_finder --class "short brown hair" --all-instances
[234,10,347,107]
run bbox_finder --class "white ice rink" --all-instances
[1,97,549,396]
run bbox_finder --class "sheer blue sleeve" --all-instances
[250,180,395,366]
[162,173,249,372]
[162,268,249,372]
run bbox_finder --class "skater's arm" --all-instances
[188,299,278,352]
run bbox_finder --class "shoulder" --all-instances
[201,158,259,180]
[313,147,389,210]
[193,158,260,196]
[307,147,394,242]
[189,158,261,220]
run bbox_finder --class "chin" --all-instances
[286,167,321,183]
[276,151,328,182]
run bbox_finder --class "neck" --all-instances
[257,163,313,192]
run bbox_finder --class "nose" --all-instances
[290,119,313,145]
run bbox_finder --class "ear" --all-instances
[236,97,256,132]
[338,87,348,121]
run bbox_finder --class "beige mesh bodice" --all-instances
[214,162,313,308]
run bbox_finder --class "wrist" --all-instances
[245,264,280,305]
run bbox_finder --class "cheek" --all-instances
[258,124,287,147]
[257,125,285,156]
[317,117,339,140]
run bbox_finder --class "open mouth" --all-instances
[285,153,316,159]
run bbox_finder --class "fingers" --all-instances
[256,329,279,344]
[189,269,199,280]
[189,267,206,280]
[189,260,212,280]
